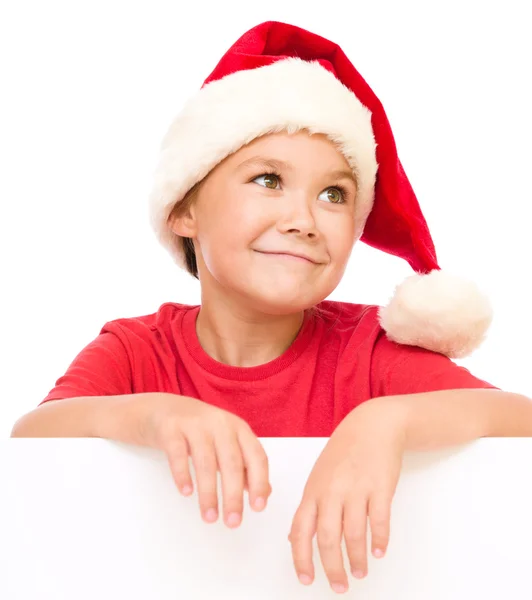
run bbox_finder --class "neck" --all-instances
[195,299,307,367]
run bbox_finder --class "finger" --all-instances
[343,495,369,580]
[368,492,391,558]
[317,500,348,593]
[237,424,271,511]
[214,429,245,528]
[289,498,318,586]
[187,432,219,523]
[164,432,194,496]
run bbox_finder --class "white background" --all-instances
[1,0,531,435]
[2,438,532,599]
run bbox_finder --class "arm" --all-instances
[374,388,532,452]
[10,393,163,443]
[12,327,141,437]
[288,387,532,587]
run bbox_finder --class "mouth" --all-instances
[254,250,318,264]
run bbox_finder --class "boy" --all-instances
[12,21,532,594]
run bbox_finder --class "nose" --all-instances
[277,193,319,238]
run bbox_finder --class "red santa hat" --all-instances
[148,20,493,359]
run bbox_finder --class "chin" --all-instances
[245,286,324,315]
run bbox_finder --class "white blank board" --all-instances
[1,438,531,599]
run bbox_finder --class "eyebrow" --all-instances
[236,156,358,189]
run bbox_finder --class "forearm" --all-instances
[11,396,116,438]
[10,394,151,440]
[386,389,532,451]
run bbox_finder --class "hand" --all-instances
[288,397,408,593]
[129,392,272,528]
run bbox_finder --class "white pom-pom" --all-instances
[378,270,493,358]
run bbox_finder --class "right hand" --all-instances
[127,392,272,529]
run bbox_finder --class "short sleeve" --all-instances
[39,331,133,406]
[370,331,500,398]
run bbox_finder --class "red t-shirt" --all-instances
[39,300,499,436]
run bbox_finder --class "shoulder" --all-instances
[314,299,381,330]
[98,301,198,336]
[317,302,468,370]
[313,300,387,351]
[314,300,465,363]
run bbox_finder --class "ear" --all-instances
[168,206,198,238]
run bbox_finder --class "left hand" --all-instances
[288,396,409,594]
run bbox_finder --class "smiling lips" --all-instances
[255,250,319,264]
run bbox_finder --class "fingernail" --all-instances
[227,512,241,527]
[298,574,312,585]
[204,508,218,522]
[352,569,365,579]
[253,496,265,510]
[373,548,385,558]
[331,583,347,593]
[181,485,193,496]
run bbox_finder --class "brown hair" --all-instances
[168,180,204,280]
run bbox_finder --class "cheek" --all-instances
[215,194,263,240]
[324,216,356,257]
[197,198,259,259]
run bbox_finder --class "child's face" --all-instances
[172,131,360,314]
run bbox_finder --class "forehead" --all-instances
[225,130,351,170]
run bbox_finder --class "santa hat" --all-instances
[148,20,493,359]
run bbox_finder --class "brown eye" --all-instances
[264,175,278,189]
[324,188,342,204]
[253,174,280,189]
